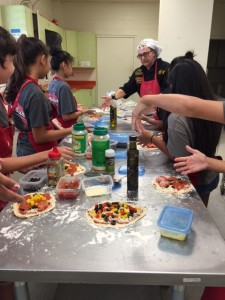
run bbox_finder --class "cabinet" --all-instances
[76,32,96,68]
[37,13,66,51]
[74,87,97,108]
[1,5,34,37]
[65,31,96,68]
[65,30,77,65]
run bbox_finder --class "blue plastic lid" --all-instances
[118,165,145,176]
[109,133,129,143]
[157,205,193,234]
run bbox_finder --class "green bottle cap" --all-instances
[93,127,108,136]
[73,122,85,130]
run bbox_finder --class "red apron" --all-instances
[51,76,78,128]
[140,61,161,120]
[0,95,15,211]
[10,78,57,153]
[0,95,14,158]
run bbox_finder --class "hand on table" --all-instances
[82,109,96,115]
[0,173,24,203]
[58,146,75,161]
[100,96,111,110]
[174,145,207,174]
[137,129,154,147]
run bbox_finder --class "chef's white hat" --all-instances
[137,38,162,57]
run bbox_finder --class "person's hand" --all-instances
[100,96,112,110]
[141,114,163,130]
[137,130,154,147]
[58,146,75,161]
[0,184,25,203]
[174,145,207,174]
[83,109,96,115]
[132,101,152,131]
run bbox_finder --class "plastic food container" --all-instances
[157,205,193,241]
[56,175,81,199]
[19,169,47,192]
[81,175,113,197]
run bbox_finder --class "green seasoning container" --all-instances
[72,123,87,156]
[47,147,64,186]
[92,127,110,170]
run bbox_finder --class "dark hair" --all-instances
[5,35,49,104]
[0,26,18,68]
[163,57,222,157]
[170,51,194,71]
[50,48,74,71]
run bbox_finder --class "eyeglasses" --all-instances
[137,50,152,59]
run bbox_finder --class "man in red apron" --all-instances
[101,38,170,120]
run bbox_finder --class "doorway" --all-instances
[96,36,136,105]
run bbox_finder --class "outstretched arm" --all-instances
[132,94,225,128]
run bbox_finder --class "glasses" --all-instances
[137,50,152,59]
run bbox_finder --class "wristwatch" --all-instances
[111,94,117,100]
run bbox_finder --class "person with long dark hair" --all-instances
[48,48,95,128]
[137,53,222,206]
[5,35,73,156]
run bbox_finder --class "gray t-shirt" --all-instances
[48,79,77,117]
[167,113,218,186]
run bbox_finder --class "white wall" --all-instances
[52,1,159,69]
[158,0,214,70]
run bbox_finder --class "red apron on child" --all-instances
[51,76,78,128]
[10,78,57,152]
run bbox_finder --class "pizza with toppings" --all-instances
[152,176,193,195]
[86,201,146,228]
[137,143,158,151]
[64,162,86,176]
[13,193,55,218]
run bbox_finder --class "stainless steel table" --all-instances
[1,129,225,300]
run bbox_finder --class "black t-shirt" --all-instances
[119,58,170,98]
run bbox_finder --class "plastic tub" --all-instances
[157,205,193,241]
[81,175,113,197]
[19,169,47,192]
[56,175,81,199]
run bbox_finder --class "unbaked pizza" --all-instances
[152,175,193,195]
[137,143,158,150]
[86,201,146,228]
[64,162,86,176]
[13,192,55,218]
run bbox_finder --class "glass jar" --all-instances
[47,147,64,186]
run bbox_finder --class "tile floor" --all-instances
[11,130,225,300]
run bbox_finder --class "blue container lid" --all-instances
[157,205,193,235]
[118,165,145,176]
[109,133,129,143]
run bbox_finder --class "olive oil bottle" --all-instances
[127,135,139,194]
[110,100,117,129]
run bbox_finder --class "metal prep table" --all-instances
[1,122,225,300]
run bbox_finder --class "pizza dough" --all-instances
[137,143,158,151]
[13,193,56,218]
[86,201,146,228]
[152,175,193,195]
[64,162,86,176]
